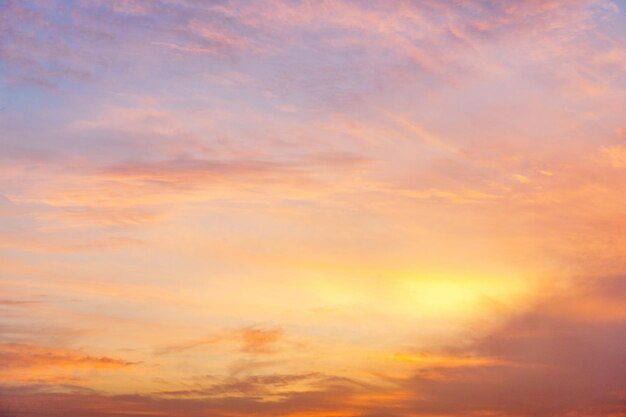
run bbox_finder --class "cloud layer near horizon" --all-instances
[1,0,626,416]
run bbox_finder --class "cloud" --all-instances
[0,344,135,371]
[240,327,283,354]
[156,372,323,398]
[4,0,618,105]
[603,145,626,168]
[0,0,107,86]
[388,353,509,369]
[4,149,369,229]
[394,276,626,416]
[0,299,43,308]
[155,326,283,356]
[2,1,626,417]
[0,279,624,417]
[0,371,380,417]
[0,343,136,387]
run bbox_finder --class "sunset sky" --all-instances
[1,0,626,416]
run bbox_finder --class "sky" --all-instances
[1,0,626,416]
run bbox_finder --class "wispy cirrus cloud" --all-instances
[155,326,283,356]
[0,343,135,371]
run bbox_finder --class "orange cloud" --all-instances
[603,145,626,168]
[0,343,135,370]
[240,327,283,354]
[155,327,283,356]
[389,353,510,368]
